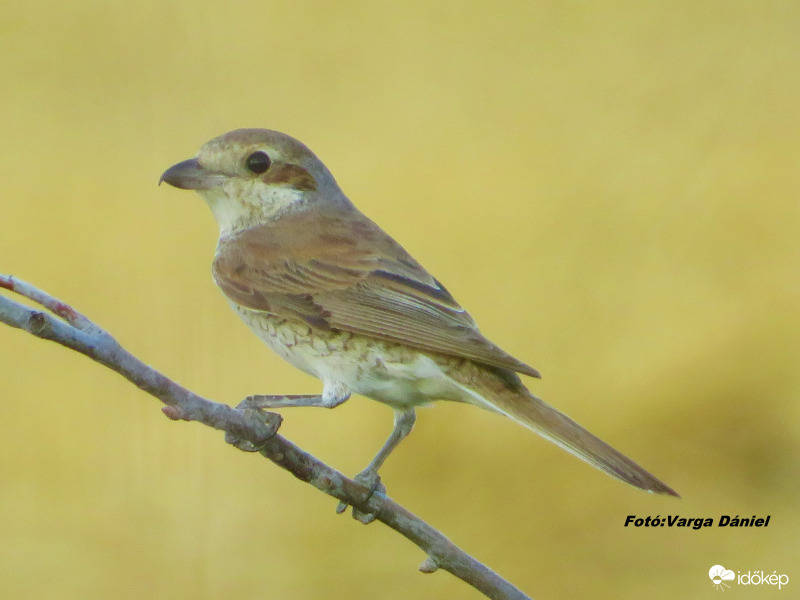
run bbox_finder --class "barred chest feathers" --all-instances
[230,303,477,410]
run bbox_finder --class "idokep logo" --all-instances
[709,564,790,591]
[709,565,735,590]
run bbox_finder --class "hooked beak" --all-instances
[159,158,227,190]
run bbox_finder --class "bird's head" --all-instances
[160,129,348,234]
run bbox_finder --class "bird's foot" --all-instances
[336,468,385,524]
[224,395,283,452]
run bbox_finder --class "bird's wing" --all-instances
[212,208,540,378]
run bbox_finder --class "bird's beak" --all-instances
[159,158,227,190]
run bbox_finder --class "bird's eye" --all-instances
[245,151,271,174]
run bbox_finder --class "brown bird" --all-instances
[160,128,678,517]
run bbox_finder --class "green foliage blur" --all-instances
[1,2,797,598]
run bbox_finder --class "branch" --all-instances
[0,274,532,600]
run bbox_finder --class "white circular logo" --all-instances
[709,565,735,590]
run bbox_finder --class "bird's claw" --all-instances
[336,469,385,524]
[224,396,282,452]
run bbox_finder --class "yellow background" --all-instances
[1,2,798,598]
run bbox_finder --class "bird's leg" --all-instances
[240,393,349,409]
[359,408,417,478]
[337,408,416,524]
[225,392,350,451]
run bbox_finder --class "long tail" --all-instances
[458,366,679,496]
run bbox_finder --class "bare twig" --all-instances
[0,274,532,600]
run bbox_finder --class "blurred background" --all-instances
[1,2,798,598]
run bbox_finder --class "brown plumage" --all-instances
[212,205,541,378]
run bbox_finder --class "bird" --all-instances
[160,128,678,517]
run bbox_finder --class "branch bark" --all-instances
[0,274,532,600]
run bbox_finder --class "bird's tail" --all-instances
[456,366,679,496]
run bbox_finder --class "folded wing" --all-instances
[212,206,540,378]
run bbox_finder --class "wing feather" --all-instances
[212,208,540,378]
